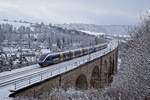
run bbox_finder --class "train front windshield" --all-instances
[39,53,48,62]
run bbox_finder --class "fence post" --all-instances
[41,74,42,80]
[59,68,60,74]
[14,82,16,90]
[29,78,31,84]
[65,66,67,70]
[51,71,52,76]
[75,61,77,66]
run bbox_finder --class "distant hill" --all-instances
[0,19,32,28]
[0,20,98,51]
[56,23,134,35]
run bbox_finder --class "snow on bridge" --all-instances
[0,40,118,99]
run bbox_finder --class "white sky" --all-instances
[0,0,149,25]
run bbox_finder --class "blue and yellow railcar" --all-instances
[38,44,107,67]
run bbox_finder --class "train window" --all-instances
[67,52,71,58]
[84,49,88,54]
[70,51,74,57]
[64,52,69,58]
[39,53,48,61]
[89,48,94,53]
[75,50,81,56]
[46,56,52,61]
[52,54,60,61]
[51,54,60,59]
[71,51,73,56]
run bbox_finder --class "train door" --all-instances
[60,53,64,62]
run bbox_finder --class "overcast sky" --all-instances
[0,0,149,25]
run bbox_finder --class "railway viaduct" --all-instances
[10,43,118,98]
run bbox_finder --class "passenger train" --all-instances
[38,44,107,67]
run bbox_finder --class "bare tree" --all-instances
[102,15,150,100]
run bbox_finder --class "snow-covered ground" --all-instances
[0,20,31,28]
[40,48,51,54]
[0,85,14,100]
[80,30,130,41]
[0,40,118,99]
[111,34,130,38]
[80,30,106,36]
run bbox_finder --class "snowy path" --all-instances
[0,40,118,99]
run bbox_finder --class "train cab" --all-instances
[38,53,60,67]
[38,53,49,67]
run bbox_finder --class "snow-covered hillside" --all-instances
[56,23,134,35]
[0,19,31,28]
[80,30,106,36]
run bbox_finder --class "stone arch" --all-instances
[75,74,88,90]
[108,56,112,77]
[108,56,113,82]
[104,60,108,73]
[112,57,115,74]
[90,66,100,88]
[104,60,108,83]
